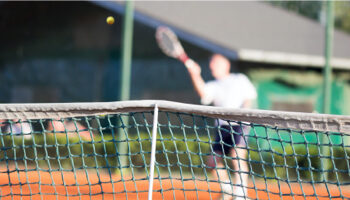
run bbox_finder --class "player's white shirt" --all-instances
[201,73,257,108]
[201,73,257,125]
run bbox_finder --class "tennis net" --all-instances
[0,100,350,200]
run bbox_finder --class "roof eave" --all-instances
[239,49,350,70]
[92,1,350,70]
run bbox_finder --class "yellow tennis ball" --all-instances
[106,16,115,25]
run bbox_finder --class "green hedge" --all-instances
[1,132,349,182]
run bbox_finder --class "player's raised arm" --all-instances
[155,26,207,101]
[185,59,206,99]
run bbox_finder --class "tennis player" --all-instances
[185,54,257,200]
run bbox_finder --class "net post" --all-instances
[148,104,159,200]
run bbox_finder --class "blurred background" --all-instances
[1,1,350,115]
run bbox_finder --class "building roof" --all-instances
[94,1,350,69]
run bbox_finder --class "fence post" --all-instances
[118,0,134,174]
[321,0,334,181]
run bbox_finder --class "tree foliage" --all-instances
[269,1,350,34]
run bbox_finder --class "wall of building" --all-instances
[0,1,212,104]
[0,2,120,103]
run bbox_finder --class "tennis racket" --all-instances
[156,26,193,67]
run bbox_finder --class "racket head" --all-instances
[156,26,188,62]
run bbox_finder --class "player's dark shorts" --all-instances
[212,125,249,155]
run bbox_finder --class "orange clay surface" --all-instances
[0,169,349,200]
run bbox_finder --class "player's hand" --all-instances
[185,59,201,76]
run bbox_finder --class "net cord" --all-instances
[0,100,349,133]
[148,104,159,200]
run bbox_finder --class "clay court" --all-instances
[1,170,349,200]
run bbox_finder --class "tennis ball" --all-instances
[106,16,115,25]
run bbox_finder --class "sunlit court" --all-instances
[2,170,350,200]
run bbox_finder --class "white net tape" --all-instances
[0,100,349,133]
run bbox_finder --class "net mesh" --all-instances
[0,100,350,200]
